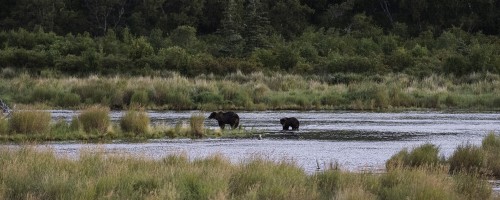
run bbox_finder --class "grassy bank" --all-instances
[0,145,497,200]
[0,108,253,143]
[387,133,500,180]
[2,72,500,111]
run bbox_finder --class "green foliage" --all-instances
[448,143,486,175]
[54,93,81,108]
[481,133,500,177]
[386,144,441,170]
[379,168,459,200]
[193,91,223,105]
[130,90,149,107]
[453,172,493,200]
[228,158,312,199]
[8,110,51,135]
[170,26,198,50]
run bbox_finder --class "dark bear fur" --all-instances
[208,111,240,129]
[280,117,299,130]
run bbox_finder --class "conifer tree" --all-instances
[242,0,270,55]
[218,0,243,57]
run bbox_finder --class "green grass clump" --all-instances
[8,110,51,135]
[448,143,486,175]
[0,116,8,134]
[379,167,459,200]
[189,113,205,138]
[120,109,150,135]
[78,106,110,134]
[229,158,315,200]
[386,143,442,170]
[481,132,500,177]
[130,90,149,107]
[453,172,493,200]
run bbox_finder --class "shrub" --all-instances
[120,109,150,135]
[8,110,51,134]
[189,113,205,138]
[448,143,486,175]
[78,106,110,134]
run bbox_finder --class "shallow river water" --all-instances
[5,110,500,176]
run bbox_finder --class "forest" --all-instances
[0,0,499,77]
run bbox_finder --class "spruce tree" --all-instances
[218,0,243,57]
[242,0,269,55]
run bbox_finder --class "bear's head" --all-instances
[280,118,287,125]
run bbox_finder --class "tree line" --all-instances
[2,0,499,37]
[0,0,499,77]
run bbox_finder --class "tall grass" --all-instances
[482,133,500,177]
[120,109,150,135]
[77,106,110,134]
[189,113,205,138]
[8,110,51,134]
[0,116,8,135]
[0,147,494,200]
[448,143,486,175]
[386,143,442,170]
[3,72,500,110]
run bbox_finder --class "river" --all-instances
[6,110,500,174]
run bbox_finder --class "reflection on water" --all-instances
[9,110,500,173]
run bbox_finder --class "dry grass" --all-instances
[8,110,51,134]
[189,113,205,138]
[0,145,495,200]
[78,105,110,134]
[120,109,150,135]
[3,73,500,110]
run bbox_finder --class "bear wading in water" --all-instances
[208,111,240,129]
[280,117,299,131]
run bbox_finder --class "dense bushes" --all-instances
[2,24,500,78]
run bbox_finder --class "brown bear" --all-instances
[208,111,240,129]
[280,117,299,130]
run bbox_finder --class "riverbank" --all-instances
[0,145,496,200]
